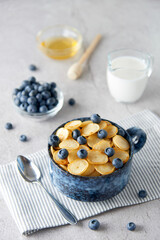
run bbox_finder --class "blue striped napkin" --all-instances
[0,109,160,235]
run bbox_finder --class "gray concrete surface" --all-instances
[0,0,159,239]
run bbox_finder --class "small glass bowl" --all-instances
[12,86,64,121]
[36,25,83,60]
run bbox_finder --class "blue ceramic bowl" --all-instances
[48,118,146,202]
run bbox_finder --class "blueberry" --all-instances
[27,104,38,113]
[138,190,147,198]
[77,136,87,145]
[118,128,126,137]
[48,134,60,147]
[38,85,46,92]
[21,90,28,96]
[46,97,56,106]
[36,93,43,102]
[42,83,51,90]
[127,222,136,231]
[97,129,107,139]
[27,97,37,105]
[77,149,88,159]
[20,103,28,111]
[105,147,115,157]
[22,80,30,86]
[39,100,46,106]
[42,91,51,100]
[25,85,34,93]
[51,89,58,98]
[19,135,27,142]
[72,129,81,140]
[53,99,58,106]
[58,149,69,159]
[91,114,101,123]
[29,64,37,71]
[20,95,28,103]
[16,91,22,98]
[19,85,25,91]
[88,219,100,230]
[39,105,48,113]
[48,105,54,110]
[14,97,21,106]
[13,88,19,95]
[28,76,36,83]
[29,90,37,97]
[5,122,13,130]
[112,158,123,168]
[50,82,56,89]
[68,98,75,106]
[32,83,39,91]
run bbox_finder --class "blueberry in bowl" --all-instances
[12,78,64,121]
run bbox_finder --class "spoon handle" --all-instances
[36,181,77,225]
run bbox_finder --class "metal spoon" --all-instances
[17,155,77,225]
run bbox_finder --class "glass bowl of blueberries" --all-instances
[12,77,64,121]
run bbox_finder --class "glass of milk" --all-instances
[107,49,153,103]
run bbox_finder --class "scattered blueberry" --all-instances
[72,129,81,140]
[68,98,75,106]
[88,219,100,230]
[97,129,107,139]
[77,136,87,145]
[118,128,126,137]
[138,190,147,198]
[91,114,101,123]
[77,149,88,159]
[127,222,136,231]
[105,147,115,157]
[39,105,48,113]
[27,104,38,113]
[29,64,37,71]
[19,135,27,142]
[58,149,69,159]
[5,122,13,130]
[49,134,60,147]
[112,158,123,168]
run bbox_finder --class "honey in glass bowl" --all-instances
[37,25,83,60]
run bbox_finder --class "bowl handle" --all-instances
[126,127,147,154]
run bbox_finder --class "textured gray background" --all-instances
[0,0,159,239]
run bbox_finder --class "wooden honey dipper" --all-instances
[67,34,102,80]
